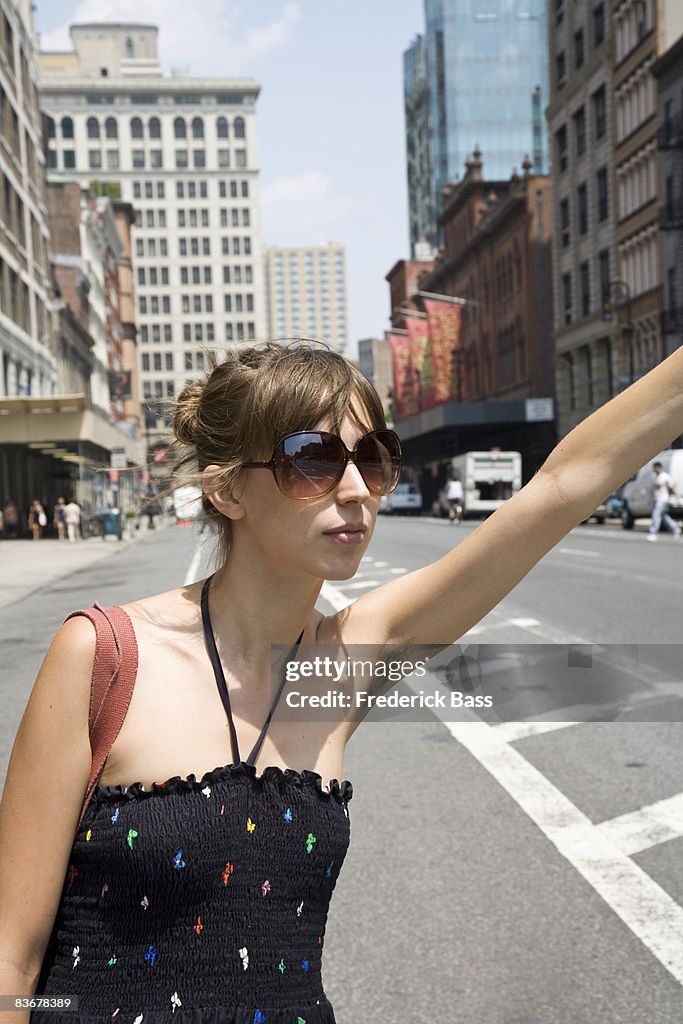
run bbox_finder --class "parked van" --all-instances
[620,449,683,529]
[446,451,522,519]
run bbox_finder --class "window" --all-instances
[556,50,566,89]
[46,116,55,139]
[160,240,167,259]
[597,167,608,221]
[136,239,144,258]
[217,116,228,138]
[132,149,145,168]
[148,239,157,257]
[192,267,200,284]
[225,323,234,341]
[106,150,119,169]
[193,149,206,168]
[61,117,74,139]
[157,182,165,199]
[150,149,162,168]
[234,117,245,139]
[137,268,146,286]
[133,181,141,199]
[185,352,192,370]
[598,248,610,305]
[189,210,198,227]
[149,268,158,285]
[175,149,188,169]
[580,261,591,316]
[235,149,247,169]
[188,182,196,198]
[105,116,117,139]
[164,325,172,342]
[218,149,230,168]
[204,267,212,284]
[183,324,191,342]
[63,150,75,169]
[574,28,585,68]
[142,353,150,371]
[146,210,155,228]
[231,209,239,227]
[176,182,184,199]
[153,353,162,371]
[577,183,588,235]
[149,117,161,139]
[556,125,568,172]
[162,297,170,314]
[244,238,251,256]
[199,182,207,198]
[574,106,586,156]
[202,239,210,255]
[87,117,100,139]
[242,209,250,227]
[88,150,102,169]
[180,267,189,284]
[131,117,143,139]
[174,117,186,139]
[125,36,134,58]
[220,209,228,228]
[241,181,249,197]
[222,238,229,255]
[145,181,153,198]
[224,295,232,313]
[562,272,572,325]
[165,353,174,371]
[560,198,570,247]
[593,2,605,46]
[178,211,186,229]
[593,86,606,139]
[139,297,147,315]
[231,181,238,198]
[201,210,209,227]
[192,117,204,139]
[219,181,227,198]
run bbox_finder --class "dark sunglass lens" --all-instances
[276,433,345,497]
[356,431,402,495]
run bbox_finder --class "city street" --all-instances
[2,516,683,1022]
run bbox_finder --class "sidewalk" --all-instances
[0,516,173,609]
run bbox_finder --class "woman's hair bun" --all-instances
[173,379,205,447]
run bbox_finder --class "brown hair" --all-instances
[170,341,387,567]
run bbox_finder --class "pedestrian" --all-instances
[445,475,464,524]
[53,498,67,541]
[2,499,19,539]
[64,498,81,543]
[3,339,683,1021]
[27,499,46,541]
[646,460,681,541]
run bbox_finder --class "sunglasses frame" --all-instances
[240,428,403,500]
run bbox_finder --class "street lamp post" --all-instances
[603,278,635,387]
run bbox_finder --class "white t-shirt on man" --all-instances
[446,479,464,501]
[653,470,674,504]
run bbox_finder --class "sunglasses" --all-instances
[240,429,403,500]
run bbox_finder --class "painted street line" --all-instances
[595,791,683,857]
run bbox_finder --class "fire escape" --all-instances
[659,112,683,351]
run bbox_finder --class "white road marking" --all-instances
[443,720,683,987]
[596,792,683,856]
[372,561,389,567]
[556,547,599,557]
[492,720,580,742]
[508,617,541,628]
[322,573,683,984]
[389,567,408,574]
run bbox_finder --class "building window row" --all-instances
[132,180,166,199]
[223,264,253,284]
[141,352,174,372]
[221,236,253,256]
[178,237,212,257]
[224,321,256,341]
[614,0,651,64]
[181,293,214,314]
[139,295,172,315]
[135,238,169,259]
[182,323,218,343]
[137,267,170,287]
[139,324,173,344]
[555,86,607,172]
[619,226,658,298]
[615,61,656,143]
[617,143,657,219]
[223,293,254,313]
[0,256,31,333]
[180,266,213,285]
[560,248,612,327]
[47,114,246,142]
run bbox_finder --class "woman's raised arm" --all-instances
[333,346,683,649]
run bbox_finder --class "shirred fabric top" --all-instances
[35,576,353,1024]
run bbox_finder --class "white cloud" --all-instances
[39,1,301,74]
[261,170,372,246]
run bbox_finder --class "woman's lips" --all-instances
[324,525,367,545]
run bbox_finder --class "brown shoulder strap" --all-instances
[64,603,139,829]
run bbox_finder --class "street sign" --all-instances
[525,398,554,422]
[110,447,127,469]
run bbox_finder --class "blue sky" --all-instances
[34,0,425,355]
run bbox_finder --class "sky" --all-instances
[33,0,425,356]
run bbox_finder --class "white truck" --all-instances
[446,450,522,518]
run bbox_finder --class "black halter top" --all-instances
[34,575,353,1024]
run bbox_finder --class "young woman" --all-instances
[1,340,682,1024]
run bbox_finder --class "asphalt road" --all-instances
[2,515,683,1023]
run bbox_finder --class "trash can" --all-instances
[103,508,122,539]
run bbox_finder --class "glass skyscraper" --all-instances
[405,0,549,253]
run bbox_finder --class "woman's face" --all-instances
[222,411,383,582]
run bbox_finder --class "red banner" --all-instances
[423,299,467,402]
[387,332,418,419]
[406,316,435,410]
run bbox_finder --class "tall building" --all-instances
[38,23,264,443]
[652,33,683,359]
[404,0,549,253]
[612,0,683,396]
[0,0,54,399]
[403,35,434,255]
[263,243,348,353]
[547,0,616,439]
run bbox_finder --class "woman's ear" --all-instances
[202,465,246,521]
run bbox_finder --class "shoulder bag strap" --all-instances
[63,603,139,829]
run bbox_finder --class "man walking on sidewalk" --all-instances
[64,499,81,543]
[647,461,681,541]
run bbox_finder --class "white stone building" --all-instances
[263,242,348,354]
[38,23,264,440]
[0,0,54,399]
